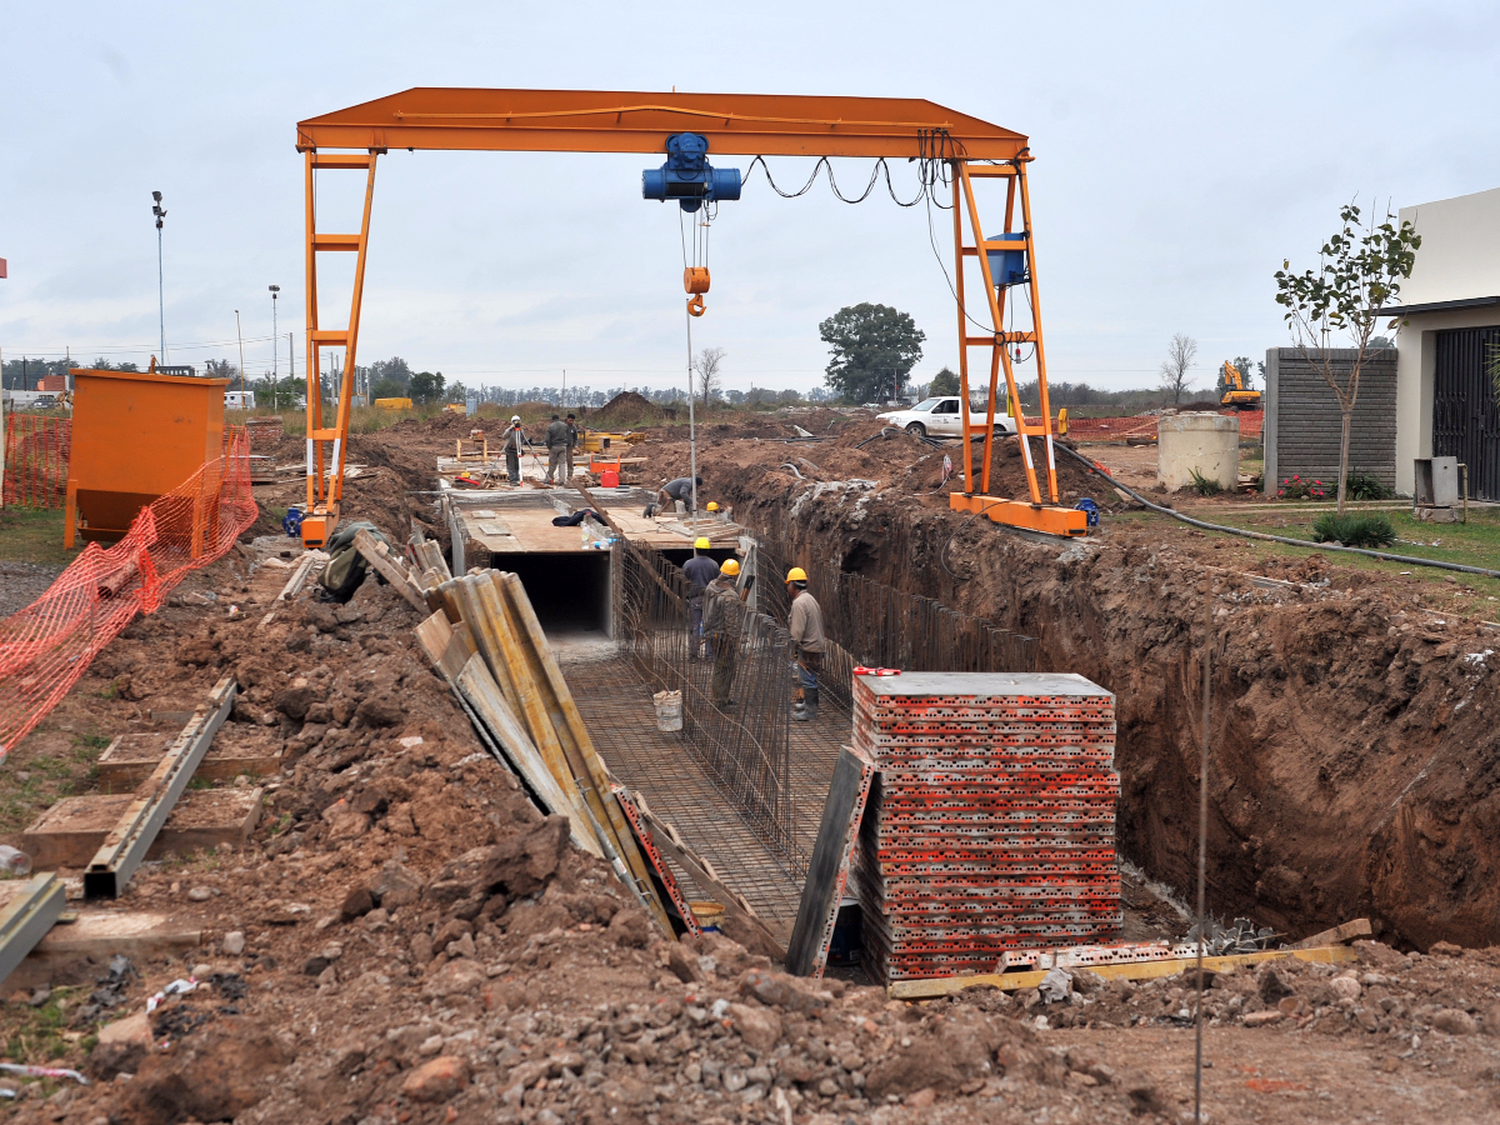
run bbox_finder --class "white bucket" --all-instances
[652,689,683,732]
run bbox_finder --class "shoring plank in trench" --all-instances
[561,654,844,930]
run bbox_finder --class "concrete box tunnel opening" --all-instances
[487,550,611,634]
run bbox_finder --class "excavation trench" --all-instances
[701,472,1500,953]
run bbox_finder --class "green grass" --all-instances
[3,987,86,1063]
[0,506,79,566]
[1133,503,1500,615]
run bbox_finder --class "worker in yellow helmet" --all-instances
[682,536,720,658]
[704,557,745,706]
[786,566,825,721]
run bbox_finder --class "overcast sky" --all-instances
[3,1,1498,398]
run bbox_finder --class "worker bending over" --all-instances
[786,567,825,721]
[682,537,720,658]
[644,475,705,519]
[501,415,526,486]
[543,414,569,485]
[703,558,746,706]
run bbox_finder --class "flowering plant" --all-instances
[1277,475,1326,500]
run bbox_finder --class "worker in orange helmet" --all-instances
[786,567,824,721]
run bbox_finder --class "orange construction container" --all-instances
[65,368,229,547]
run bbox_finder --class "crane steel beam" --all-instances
[297,88,1027,160]
[296,89,1084,544]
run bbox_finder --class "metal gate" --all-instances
[1433,326,1500,501]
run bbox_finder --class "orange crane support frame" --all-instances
[295,88,1086,545]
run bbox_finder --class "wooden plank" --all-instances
[275,553,320,601]
[495,571,673,937]
[97,733,281,792]
[1293,918,1372,949]
[28,789,263,869]
[886,945,1360,1001]
[352,529,428,611]
[82,676,237,898]
[631,797,786,962]
[455,655,601,858]
[784,744,874,978]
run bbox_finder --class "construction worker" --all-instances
[564,413,579,481]
[682,537,720,658]
[644,475,705,519]
[704,558,745,705]
[543,413,569,485]
[786,566,825,721]
[501,415,526,485]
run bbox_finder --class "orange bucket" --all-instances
[601,469,620,488]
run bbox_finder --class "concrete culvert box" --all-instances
[1157,413,1239,492]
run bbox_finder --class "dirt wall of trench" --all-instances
[718,471,1500,952]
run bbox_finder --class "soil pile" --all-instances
[586,391,665,430]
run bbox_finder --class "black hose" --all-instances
[1055,443,1500,580]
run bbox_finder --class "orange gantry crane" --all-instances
[293,89,1087,547]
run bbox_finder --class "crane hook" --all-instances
[687,294,706,317]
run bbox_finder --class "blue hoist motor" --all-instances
[642,133,741,213]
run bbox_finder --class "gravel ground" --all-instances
[0,560,63,617]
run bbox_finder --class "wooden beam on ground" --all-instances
[83,677,237,899]
[352,529,429,611]
[886,945,1360,1001]
[494,571,674,939]
[455,655,601,859]
[1293,918,1372,949]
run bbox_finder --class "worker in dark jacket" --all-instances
[786,566,824,721]
[704,558,746,705]
[564,413,579,481]
[682,536,720,658]
[543,414,569,485]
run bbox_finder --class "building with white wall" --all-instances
[1384,186,1500,498]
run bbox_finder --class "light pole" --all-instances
[269,285,280,387]
[151,192,167,363]
[234,310,247,401]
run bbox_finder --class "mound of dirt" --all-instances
[584,391,664,431]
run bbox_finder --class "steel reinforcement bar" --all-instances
[754,538,1038,713]
[615,538,801,873]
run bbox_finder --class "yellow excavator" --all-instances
[1219,361,1262,410]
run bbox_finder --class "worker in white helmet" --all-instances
[501,415,526,486]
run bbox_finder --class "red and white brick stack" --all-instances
[850,671,1121,982]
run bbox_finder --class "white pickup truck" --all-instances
[876,396,1017,439]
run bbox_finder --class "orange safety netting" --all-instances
[2,413,71,509]
[0,428,258,758]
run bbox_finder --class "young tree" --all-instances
[1275,202,1420,512]
[409,370,445,404]
[1158,333,1198,405]
[818,302,925,403]
[691,347,726,407]
[927,366,960,396]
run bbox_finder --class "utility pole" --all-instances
[234,311,247,400]
[288,332,295,410]
[269,285,280,381]
[151,192,167,362]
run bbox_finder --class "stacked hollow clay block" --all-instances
[850,671,1121,982]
